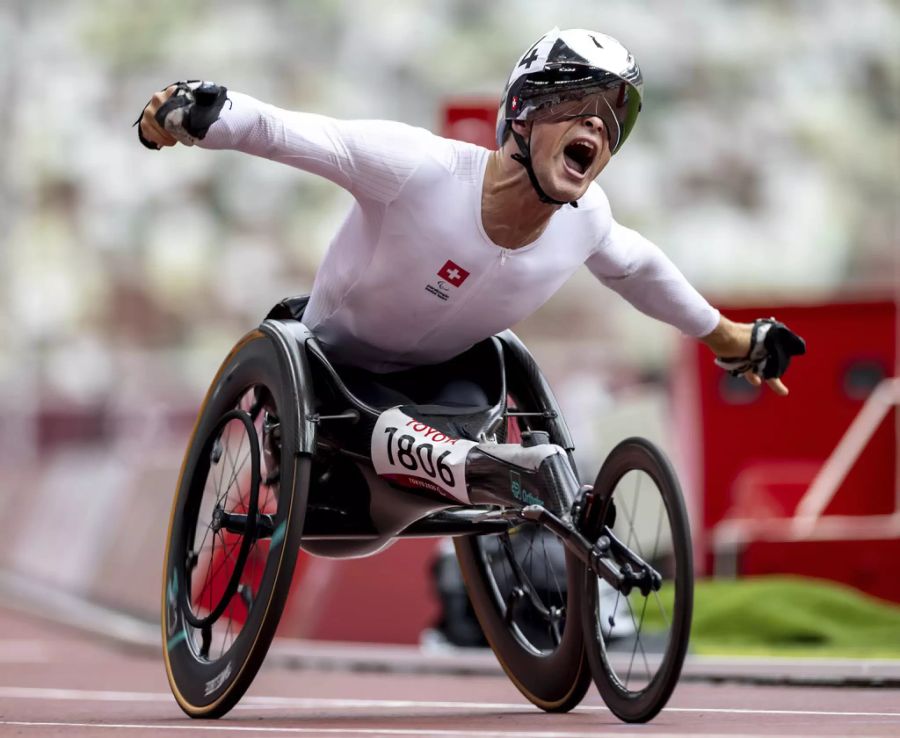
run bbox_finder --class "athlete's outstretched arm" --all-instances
[586,219,720,338]
[138,84,431,204]
[585,220,793,395]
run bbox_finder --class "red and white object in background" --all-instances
[441,100,498,149]
[673,299,899,602]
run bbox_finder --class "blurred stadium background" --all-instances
[0,0,896,643]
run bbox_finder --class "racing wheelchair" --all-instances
[161,296,694,724]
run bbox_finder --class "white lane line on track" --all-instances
[1,687,899,720]
[0,723,815,738]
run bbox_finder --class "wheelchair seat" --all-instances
[267,295,507,441]
[312,337,507,441]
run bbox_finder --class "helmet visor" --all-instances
[526,84,640,153]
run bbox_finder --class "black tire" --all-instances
[453,388,591,713]
[162,329,311,718]
[580,437,693,723]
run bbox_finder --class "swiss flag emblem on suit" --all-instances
[437,260,470,287]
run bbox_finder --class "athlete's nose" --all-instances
[582,116,604,134]
[581,116,609,145]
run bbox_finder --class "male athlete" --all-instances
[137,27,805,395]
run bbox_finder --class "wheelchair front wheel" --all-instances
[162,330,311,718]
[579,437,693,723]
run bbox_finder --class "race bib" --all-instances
[371,408,477,503]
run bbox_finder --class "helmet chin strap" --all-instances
[510,128,579,209]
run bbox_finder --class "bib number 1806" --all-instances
[384,426,455,486]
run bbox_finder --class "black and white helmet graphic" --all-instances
[496,27,643,154]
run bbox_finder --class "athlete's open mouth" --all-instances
[563,139,596,176]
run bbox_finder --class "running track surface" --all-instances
[1,607,898,738]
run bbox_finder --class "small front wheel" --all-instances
[579,437,693,723]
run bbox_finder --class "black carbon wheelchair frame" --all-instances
[162,297,693,724]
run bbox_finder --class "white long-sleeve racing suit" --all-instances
[199,92,720,373]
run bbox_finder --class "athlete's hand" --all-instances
[135,81,229,150]
[705,316,806,396]
[702,317,806,396]
[740,368,789,396]
[722,320,790,396]
[135,85,179,149]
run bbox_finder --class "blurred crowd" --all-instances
[0,0,897,459]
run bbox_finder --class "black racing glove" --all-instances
[134,80,229,150]
[714,318,807,380]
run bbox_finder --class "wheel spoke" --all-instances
[541,536,565,646]
[544,535,564,606]
[213,421,233,505]
[221,427,250,510]
[219,418,248,508]
[608,583,623,638]
[201,531,219,614]
[653,586,672,626]
[625,471,645,560]
[192,521,214,565]
[624,591,652,688]
[650,504,664,566]
[196,534,242,618]
[214,423,235,507]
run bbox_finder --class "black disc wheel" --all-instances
[580,437,693,723]
[453,389,591,713]
[162,330,311,719]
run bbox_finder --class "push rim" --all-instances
[173,386,282,662]
[475,522,570,654]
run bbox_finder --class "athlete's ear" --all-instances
[510,119,532,137]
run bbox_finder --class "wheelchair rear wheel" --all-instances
[162,330,310,718]
[453,390,591,713]
[580,437,693,723]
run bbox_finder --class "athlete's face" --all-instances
[513,116,612,202]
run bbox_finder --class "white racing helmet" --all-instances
[496,27,643,154]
